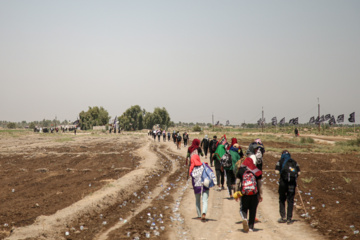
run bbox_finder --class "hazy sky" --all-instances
[1,0,359,124]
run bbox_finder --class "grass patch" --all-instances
[336,137,360,147]
[343,177,352,184]
[300,137,315,144]
[54,137,74,142]
[301,177,315,184]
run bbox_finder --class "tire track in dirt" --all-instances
[95,140,182,239]
[103,139,191,239]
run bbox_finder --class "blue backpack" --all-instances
[201,163,216,188]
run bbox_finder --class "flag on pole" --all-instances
[279,117,285,125]
[315,116,320,124]
[337,114,344,123]
[348,112,355,123]
[329,115,336,125]
[289,118,294,124]
[309,116,315,124]
[319,115,325,122]
[293,117,299,125]
[271,117,277,126]
[113,116,117,126]
[73,119,79,125]
[325,114,331,121]
[215,121,220,126]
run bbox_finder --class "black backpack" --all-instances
[210,140,218,152]
[177,135,182,141]
[220,151,232,168]
[281,158,298,183]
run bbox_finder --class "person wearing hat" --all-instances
[209,136,218,167]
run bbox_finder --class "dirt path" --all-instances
[163,139,326,240]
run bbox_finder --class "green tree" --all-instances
[153,107,171,129]
[118,105,144,131]
[29,122,36,129]
[144,112,153,129]
[79,106,110,130]
[7,122,16,129]
[116,106,171,131]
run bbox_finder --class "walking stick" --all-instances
[296,187,309,218]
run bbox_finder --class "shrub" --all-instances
[300,137,315,144]
[193,125,201,132]
[7,122,16,129]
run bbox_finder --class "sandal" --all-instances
[201,213,206,222]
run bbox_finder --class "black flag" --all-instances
[271,117,277,126]
[73,119,79,125]
[293,117,299,125]
[319,115,325,122]
[349,112,355,123]
[325,114,331,121]
[289,118,294,124]
[215,121,220,126]
[279,117,285,125]
[315,116,320,124]
[337,114,344,123]
[309,116,315,124]
[329,115,336,125]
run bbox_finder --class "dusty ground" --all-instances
[0,132,359,239]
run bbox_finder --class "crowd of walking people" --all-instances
[148,129,301,232]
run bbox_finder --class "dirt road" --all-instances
[2,134,331,239]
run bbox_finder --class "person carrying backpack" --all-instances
[172,131,176,144]
[208,136,218,167]
[275,150,301,224]
[176,132,182,150]
[162,130,166,142]
[213,143,226,191]
[225,143,241,198]
[189,154,215,222]
[157,130,161,142]
[183,132,189,147]
[235,157,262,232]
[201,135,209,159]
[153,130,157,141]
[167,132,171,141]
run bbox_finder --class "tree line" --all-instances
[79,105,173,131]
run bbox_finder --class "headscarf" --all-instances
[227,137,238,150]
[204,135,208,140]
[281,150,291,162]
[241,157,262,177]
[188,138,200,154]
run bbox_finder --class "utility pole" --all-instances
[262,107,264,132]
[318,98,320,132]
[212,113,214,131]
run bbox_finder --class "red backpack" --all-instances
[241,170,258,195]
